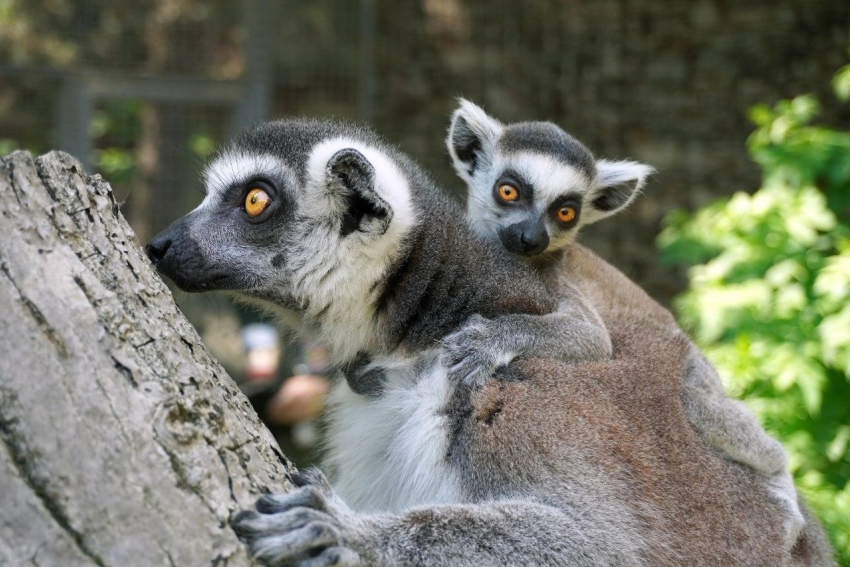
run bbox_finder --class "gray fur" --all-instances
[344,354,385,397]
[149,118,556,363]
[500,121,597,178]
[447,100,809,549]
[146,117,833,566]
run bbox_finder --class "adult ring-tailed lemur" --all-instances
[146,118,833,566]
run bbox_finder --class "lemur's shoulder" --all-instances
[559,243,676,328]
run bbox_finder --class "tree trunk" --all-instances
[0,151,293,566]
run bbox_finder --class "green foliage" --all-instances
[833,62,850,103]
[91,100,143,187]
[748,91,850,221]
[659,78,850,564]
[189,132,216,159]
[0,138,19,155]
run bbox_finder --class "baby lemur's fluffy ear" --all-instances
[326,148,393,236]
[447,99,504,184]
[584,159,655,224]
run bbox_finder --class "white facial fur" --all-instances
[192,152,301,293]
[448,99,654,257]
[199,139,417,364]
[292,137,417,362]
[201,151,293,211]
[467,150,597,252]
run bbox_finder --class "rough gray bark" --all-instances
[0,151,293,566]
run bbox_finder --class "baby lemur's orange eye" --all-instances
[556,206,577,223]
[245,188,270,217]
[497,184,519,202]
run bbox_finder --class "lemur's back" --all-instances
[548,243,835,564]
[559,243,675,328]
[460,315,831,566]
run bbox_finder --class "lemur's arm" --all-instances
[343,284,609,392]
[682,345,789,474]
[679,346,803,546]
[234,470,638,567]
[443,286,612,386]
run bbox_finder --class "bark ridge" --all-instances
[0,151,292,567]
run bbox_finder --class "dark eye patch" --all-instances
[221,177,277,207]
[493,169,534,206]
[548,194,582,228]
[213,176,295,234]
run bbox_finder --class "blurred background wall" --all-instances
[3,0,849,305]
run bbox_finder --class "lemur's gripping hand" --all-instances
[443,307,613,387]
[233,469,364,567]
[442,314,513,387]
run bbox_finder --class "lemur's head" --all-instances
[146,119,418,361]
[447,99,653,259]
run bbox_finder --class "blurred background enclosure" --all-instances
[2,1,850,561]
[2,0,849,300]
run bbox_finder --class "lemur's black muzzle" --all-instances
[146,215,228,292]
[145,232,172,265]
[499,219,550,256]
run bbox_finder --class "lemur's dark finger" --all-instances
[249,521,342,565]
[298,546,360,567]
[255,487,329,514]
[235,506,336,535]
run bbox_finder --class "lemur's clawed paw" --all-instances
[232,470,361,567]
[443,315,512,387]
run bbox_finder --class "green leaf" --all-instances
[833,64,850,102]
[827,426,850,462]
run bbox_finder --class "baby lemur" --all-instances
[444,98,793,481]
[145,118,829,566]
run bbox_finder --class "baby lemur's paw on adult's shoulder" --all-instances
[442,315,513,387]
[232,469,362,567]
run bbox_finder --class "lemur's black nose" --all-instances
[145,234,172,265]
[499,220,550,257]
[520,230,549,255]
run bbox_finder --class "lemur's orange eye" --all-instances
[245,188,270,217]
[556,206,577,223]
[497,184,519,202]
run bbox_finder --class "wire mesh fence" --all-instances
[2,0,849,297]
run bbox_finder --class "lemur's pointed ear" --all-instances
[585,160,654,223]
[327,148,393,237]
[446,99,504,183]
